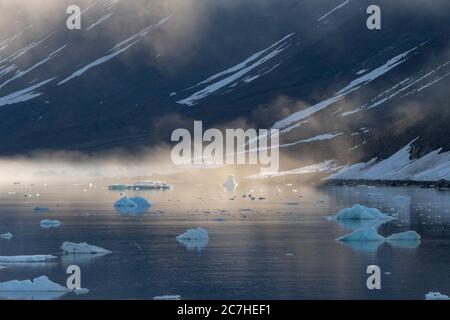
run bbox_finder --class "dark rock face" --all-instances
[0,0,449,173]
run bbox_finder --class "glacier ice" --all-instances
[61,242,111,255]
[0,232,13,240]
[386,231,421,241]
[333,204,393,220]
[337,227,385,242]
[176,228,209,251]
[40,220,61,229]
[0,255,57,263]
[425,292,449,300]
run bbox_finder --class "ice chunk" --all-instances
[333,204,393,220]
[0,276,66,292]
[176,228,209,251]
[129,181,172,190]
[108,184,129,191]
[34,207,50,212]
[40,220,61,229]
[61,242,111,255]
[386,231,421,241]
[0,255,57,263]
[0,232,13,240]
[425,292,449,300]
[113,196,151,215]
[153,295,181,300]
[223,175,238,191]
[337,227,385,242]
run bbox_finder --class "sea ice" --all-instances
[153,295,181,300]
[337,227,385,242]
[61,242,111,255]
[386,231,421,241]
[0,255,57,263]
[0,232,13,240]
[176,228,209,251]
[425,292,449,300]
[40,220,62,229]
[333,204,393,220]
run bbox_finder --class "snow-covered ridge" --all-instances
[176,33,295,106]
[273,47,418,132]
[328,139,450,181]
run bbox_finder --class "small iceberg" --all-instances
[386,231,421,241]
[337,227,385,242]
[113,195,151,215]
[176,228,209,251]
[61,242,111,255]
[40,220,62,229]
[108,184,129,191]
[34,207,50,213]
[223,175,238,191]
[0,276,67,300]
[0,232,13,240]
[0,255,57,263]
[153,295,181,300]
[333,204,393,220]
[425,292,449,300]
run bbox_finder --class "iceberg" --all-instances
[113,196,151,215]
[40,220,62,229]
[386,231,421,241]
[223,175,238,191]
[0,255,57,263]
[333,204,393,220]
[176,228,209,251]
[337,227,385,242]
[153,295,181,300]
[61,242,111,255]
[0,232,13,240]
[425,292,449,300]
[0,276,66,292]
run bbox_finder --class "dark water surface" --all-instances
[0,182,449,300]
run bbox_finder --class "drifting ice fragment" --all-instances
[176,228,209,251]
[0,255,57,263]
[425,292,450,300]
[0,276,66,292]
[153,295,181,300]
[0,232,13,240]
[337,227,385,242]
[333,204,393,220]
[386,231,421,241]
[113,195,151,215]
[61,242,111,255]
[40,220,62,229]
[223,175,238,191]
[34,207,50,212]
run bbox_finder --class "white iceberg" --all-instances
[113,196,151,215]
[386,231,421,241]
[0,232,13,240]
[40,220,62,229]
[223,175,238,191]
[0,276,66,292]
[61,242,111,255]
[337,227,385,242]
[425,292,449,300]
[0,255,57,263]
[153,295,181,300]
[176,228,209,251]
[333,204,393,220]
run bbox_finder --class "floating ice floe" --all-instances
[333,204,393,220]
[0,232,13,240]
[176,228,209,251]
[0,276,67,300]
[34,207,50,212]
[386,231,422,241]
[153,295,181,300]
[129,181,173,190]
[425,292,450,300]
[61,242,111,255]
[40,220,62,229]
[223,175,238,191]
[337,227,385,242]
[0,255,57,263]
[113,195,151,215]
